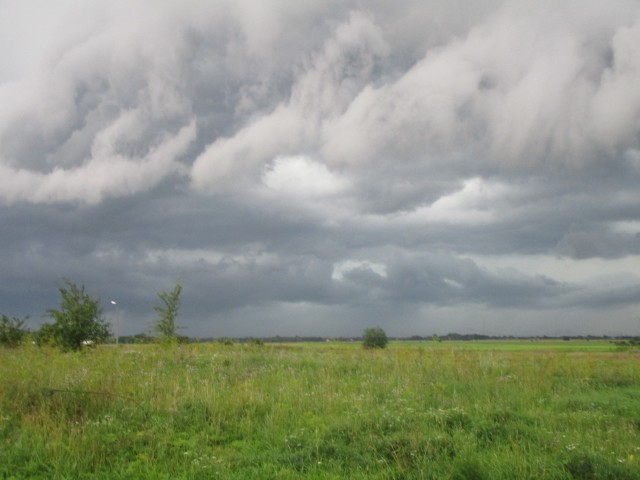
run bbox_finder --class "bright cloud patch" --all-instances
[262,156,350,198]
[332,259,388,281]
[398,177,514,226]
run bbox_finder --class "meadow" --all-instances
[1,341,639,479]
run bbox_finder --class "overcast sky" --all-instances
[1,0,640,338]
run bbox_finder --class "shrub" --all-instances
[44,280,110,351]
[0,315,29,347]
[34,322,57,347]
[362,327,388,349]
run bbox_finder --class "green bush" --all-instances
[0,315,29,347]
[34,322,57,347]
[362,327,388,349]
[44,280,110,351]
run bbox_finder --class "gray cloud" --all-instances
[1,0,640,337]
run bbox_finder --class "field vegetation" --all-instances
[1,340,639,479]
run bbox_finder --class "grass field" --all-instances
[1,340,639,479]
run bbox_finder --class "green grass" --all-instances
[1,341,639,478]
[390,339,623,352]
[295,339,623,352]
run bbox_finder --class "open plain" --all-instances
[1,341,639,479]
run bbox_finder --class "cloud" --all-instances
[1,1,640,337]
[190,11,389,190]
[4,1,640,206]
[322,1,640,171]
[0,121,196,204]
[0,0,201,204]
[262,156,351,198]
[332,259,388,281]
[397,177,514,226]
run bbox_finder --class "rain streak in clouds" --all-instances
[1,0,640,337]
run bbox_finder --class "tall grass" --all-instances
[1,342,639,478]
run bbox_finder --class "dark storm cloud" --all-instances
[1,0,640,336]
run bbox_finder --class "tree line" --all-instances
[0,279,183,351]
[2,278,393,351]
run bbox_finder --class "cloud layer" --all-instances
[1,0,639,336]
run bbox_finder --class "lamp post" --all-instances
[110,300,119,345]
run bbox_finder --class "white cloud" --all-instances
[191,11,388,190]
[332,259,388,281]
[0,0,201,205]
[262,156,350,198]
[590,18,640,153]
[322,2,640,168]
[191,106,305,189]
[0,121,195,204]
[395,177,514,226]
[0,0,85,81]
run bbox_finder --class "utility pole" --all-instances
[110,300,119,345]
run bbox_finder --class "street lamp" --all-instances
[110,300,119,345]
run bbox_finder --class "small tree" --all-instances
[0,315,29,347]
[363,327,388,349]
[154,282,183,339]
[45,280,110,351]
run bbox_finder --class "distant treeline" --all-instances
[116,332,640,344]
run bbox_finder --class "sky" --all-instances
[1,0,640,338]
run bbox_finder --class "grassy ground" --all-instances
[1,341,639,479]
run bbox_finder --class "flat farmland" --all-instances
[1,341,639,479]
